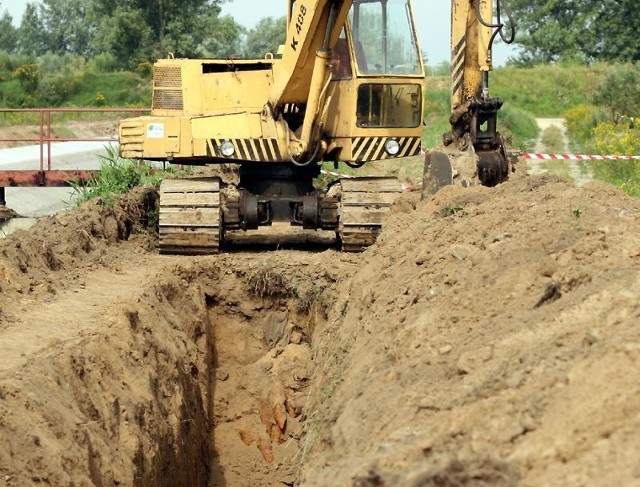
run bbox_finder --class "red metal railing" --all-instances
[0,107,151,166]
[0,108,149,196]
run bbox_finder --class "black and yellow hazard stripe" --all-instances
[352,137,421,162]
[451,35,466,103]
[207,138,283,162]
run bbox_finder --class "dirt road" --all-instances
[532,118,595,187]
[1,174,640,486]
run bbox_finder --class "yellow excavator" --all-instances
[118,0,520,254]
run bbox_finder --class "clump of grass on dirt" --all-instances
[247,267,296,299]
[70,146,166,207]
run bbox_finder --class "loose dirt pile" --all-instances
[1,174,639,487]
[302,175,640,486]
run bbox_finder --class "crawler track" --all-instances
[158,177,221,254]
[338,177,402,252]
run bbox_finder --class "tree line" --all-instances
[508,0,640,64]
[0,0,638,68]
[0,0,286,69]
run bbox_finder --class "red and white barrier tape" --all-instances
[524,153,640,161]
[320,150,640,191]
[420,146,640,161]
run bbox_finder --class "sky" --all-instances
[219,0,517,66]
[4,0,515,65]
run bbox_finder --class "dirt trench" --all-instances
[0,249,349,486]
[2,174,640,487]
[0,187,354,486]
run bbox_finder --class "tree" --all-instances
[199,14,244,58]
[86,0,243,66]
[508,0,640,64]
[90,8,155,69]
[594,64,640,119]
[18,3,47,56]
[0,10,17,53]
[40,0,94,56]
[244,17,286,59]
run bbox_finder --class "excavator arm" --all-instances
[268,0,353,162]
[422,0,523,196]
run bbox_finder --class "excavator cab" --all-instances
[322,0,425,163]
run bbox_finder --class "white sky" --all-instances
[4,0,515,65]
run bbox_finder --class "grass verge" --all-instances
[70,146,170,207]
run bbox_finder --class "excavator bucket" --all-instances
[422,142,527,199]
[422,142,479,197]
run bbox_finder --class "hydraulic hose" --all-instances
[475,0,516,53]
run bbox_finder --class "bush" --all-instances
[563,104,608,152]
[13,63,39,94]
[135,61,153,79]
[36,75,79,106]
[590,120,640,196]
[593,121,640,156]
[594,63,640,120]
[37,53,86,76]
[71,146,166,206]
[87,53,119,73]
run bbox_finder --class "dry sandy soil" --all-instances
[0,171,640,487]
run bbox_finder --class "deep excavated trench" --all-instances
[115,260,334,487]
[0,250,339,487]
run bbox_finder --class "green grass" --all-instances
[492,64,609,117]
[540,125,566,153]
[592,160,640,196]
[423,86,451,149]
[542,160,573,180]
[422,82,539,152]
[0,55,151,111]
[70,146,168,207]
[64,72,150,107]
[499,104,539,151]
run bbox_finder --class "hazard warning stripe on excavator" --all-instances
[352,137,421,162]
[158,178,221,255]
[451,35,466,101]
[208,138,282,162]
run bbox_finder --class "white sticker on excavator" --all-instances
[147,123,165,139]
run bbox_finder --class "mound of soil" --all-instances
[0,174,639,486]
[301,175,640,486]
